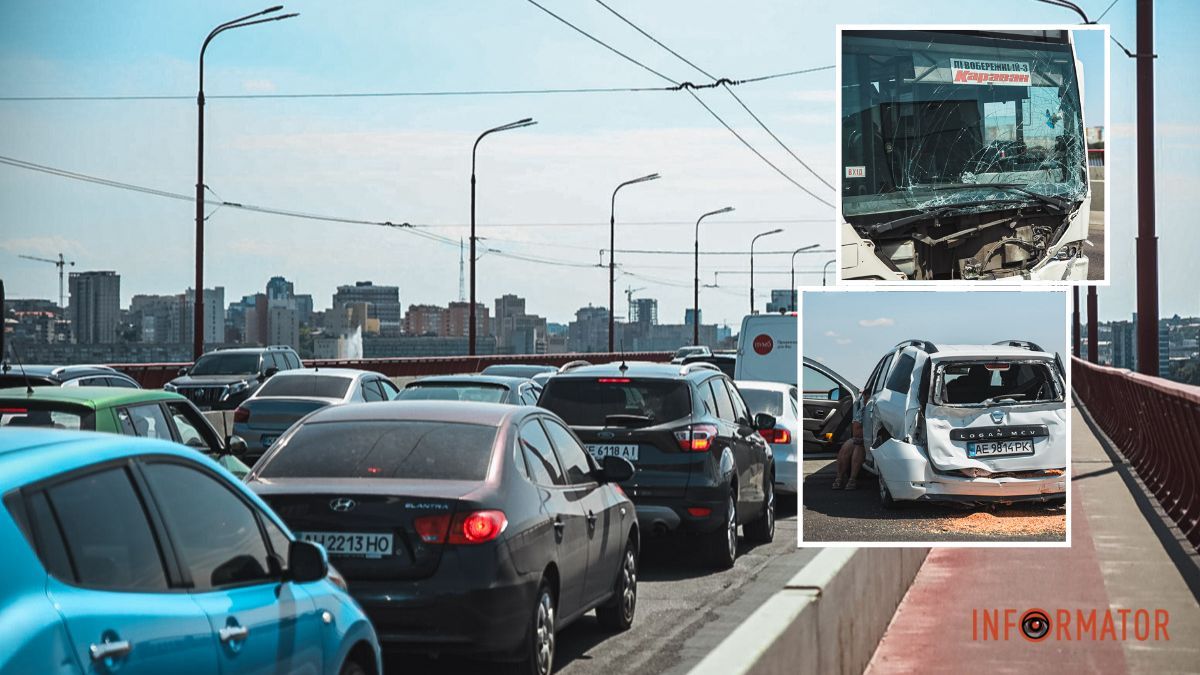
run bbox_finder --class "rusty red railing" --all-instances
[110,351,674,390]
[1072,357,1200,552]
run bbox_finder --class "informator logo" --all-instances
[753,334,774,356]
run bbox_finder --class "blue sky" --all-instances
[803,290,1067,386]
[0,1,1194,326]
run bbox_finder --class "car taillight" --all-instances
[449,510,508,544]
[598,378,631,383]
[0,407,28,414]
[674,424,718,452]
[760,428,791,444]
[412,513,452,543]
[687,507,712,517]
[233,406,250,424]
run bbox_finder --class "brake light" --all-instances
[233,406,250,423]
[0,407,28,414]
[687,507,712,517]
[984,363,1011,371]
[412,513,452,543]
[674,424,718,452]
[598,378,631,384]
[760,428,791,444]
[449,510,508,544]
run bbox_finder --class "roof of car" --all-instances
[269,368,373,378]
[481,364,559,374]
[304,400,527,426]
[735,380,795,392]
[0,429,199,493]
[406,374,533,388]
[0,364,120,379]
[550,361,712,379]
[922,344,1056,359]
[202,346,294,355]
[0,385,185,409]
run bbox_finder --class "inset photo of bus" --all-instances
[799,288,1070,545]
[836,26,1108,283]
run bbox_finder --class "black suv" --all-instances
[165,346,302,410]
[538,361,776,568]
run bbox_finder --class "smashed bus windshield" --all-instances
[841,30,1087,219]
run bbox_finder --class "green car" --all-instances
[0,386,252,478]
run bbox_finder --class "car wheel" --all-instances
[596,537,638,631]
[517,581,556,675]
[744,476,775,544]
[339,659,368,675]
[879,478,898,509]
[705,491,738,570]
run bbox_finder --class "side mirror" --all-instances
[261,366,279,380]
[753,412,777,431]
[288,540,328,583]
[828,387,841,401]
[597,455,635,483]
[178,367,189,376]
[225,435,248,457]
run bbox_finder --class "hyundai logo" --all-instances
[329,497,357,512]
[990,410,1006,425]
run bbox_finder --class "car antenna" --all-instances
[619,360,629,373]
[6,341,34,396]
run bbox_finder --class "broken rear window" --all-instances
[934,360,1063,406]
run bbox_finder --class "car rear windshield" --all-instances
[0,403,95,430]
[256,375,351,399]
[396,383,508,403]
[190,353,260,376]
[259,420,497,480]
[739,388,784,416]
[539,378,692,427]
[935,360,1063,406]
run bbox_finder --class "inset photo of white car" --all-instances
[800,288,1069,545]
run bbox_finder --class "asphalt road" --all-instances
[802,459,1066,543]
[1087,208,1104,281]
[385,503,813,675]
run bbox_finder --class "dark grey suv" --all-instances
[165,346,302,410]
[538,361,777,568]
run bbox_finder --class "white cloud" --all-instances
[858,317,895,327]
[1,235,85,258]
[836,338,852,344]
[824,330,838,337]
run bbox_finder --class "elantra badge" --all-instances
[329,497,357,512]
[990,410,1006,425]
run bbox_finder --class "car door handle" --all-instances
[553,517,565,533]
[90,639,132,662]
[219,625,250,643]
[586,511,597,527]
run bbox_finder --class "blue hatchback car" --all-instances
[0,429,381,675]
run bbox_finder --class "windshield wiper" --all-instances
[605,414,653,428]
[921,183,1070,213]
[866,198,1028,236]
[979,395,1023,407]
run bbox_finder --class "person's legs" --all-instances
[845,441,866,488]
[832,439,853,489]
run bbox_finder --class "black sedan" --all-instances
[246,400,639,675]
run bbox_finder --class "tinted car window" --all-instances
[885,354,917,393]
[397,383,508,403]
[107,376,139,388]
[708,380,735,421]
[539,378,692,426]
[696,381,719,416]
[190,353,260,376]
[122,403,174,440]
[283,353,302,369]
[26,492,74,581]
[165,401,211,449]
[378,379,400,399]
[727,381,751,422]
[542,419,595,484]
[520,420,566,486]
[44,467,168,591]
[142,462,275,590]
[261,421,497,481]
[740,388,784,416]
[256,375,351,399]
[0,404,93,430]
[361,380,385,402]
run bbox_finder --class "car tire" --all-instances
[596,537,638,631]
[743,475,775,544]
[516,581,556,675]
[339,659,368,675]
[705,491,738,570]
[879,477,898,509]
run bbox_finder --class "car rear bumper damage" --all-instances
[873,438,1065,502]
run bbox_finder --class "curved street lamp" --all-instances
[195,5,298,359]
[750,229,783,314]
[693,206,735,345]
[469,118,537,355]
[790,244,819,311]
[609,173,660,352]
[822,258,836,286]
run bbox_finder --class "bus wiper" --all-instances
[922,183,1070,213]
[866,198,1028,236]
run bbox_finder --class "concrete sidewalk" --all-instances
[864,404,1200,674]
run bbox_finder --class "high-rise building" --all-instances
[68,271,120,344]
[334,282,402,336]
[447,302,490,338]
[243,294,269,346]
[266,276,295,304]
[130,294,184,344]
[184,287,225,346]
[294,293,314,326]
[494,294,547,354]
[1110,320,1136,370]
[631,298,657,325]
[568,306,609,353]
[404,304,446,336]
[267,305,300,349]
[684,308,702,326]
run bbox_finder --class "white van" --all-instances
[734,313,798,386]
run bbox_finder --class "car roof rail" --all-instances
[894,339,938,354]
[266,345,294,350]
[680,362,721,375]
[558,359,592,373]
[992,339,1045,352]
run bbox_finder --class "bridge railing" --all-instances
[111,351,675,389]
[1072,356,1200,552]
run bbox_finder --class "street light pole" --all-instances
[822,259,835,286]
[789,244,819,311]
[750,229,783,315]
[469,118,536,356]
[694,207,734,345]
[609,173,660,352]
[195,5,297,360]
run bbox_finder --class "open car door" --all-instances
[800,358,859,454]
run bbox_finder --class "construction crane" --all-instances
[625,286,647,323]
[18,253,75,311]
